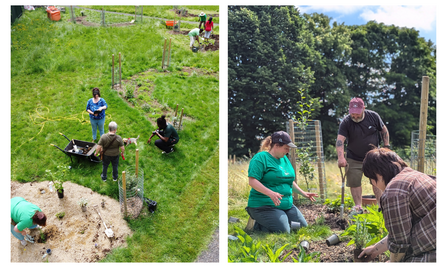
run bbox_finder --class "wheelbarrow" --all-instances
[165,20,179,29]
[51,132,101,163]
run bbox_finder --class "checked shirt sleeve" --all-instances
[382,193,412,254]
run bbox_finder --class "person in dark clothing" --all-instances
[336,97,390,216]
[147,115,179,154]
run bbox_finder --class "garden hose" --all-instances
[13,105,112,154]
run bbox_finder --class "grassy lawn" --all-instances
[80,5,220,24]
[11,7,218,262]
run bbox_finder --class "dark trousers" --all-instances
[101,154,119,180]
[246,205,307,233]
[155,139,177,153]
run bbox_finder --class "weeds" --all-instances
[55,212,66,219]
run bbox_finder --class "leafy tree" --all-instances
[228,6,316,156]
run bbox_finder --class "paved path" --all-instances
[70,6,219,26]
[195,227,219,262]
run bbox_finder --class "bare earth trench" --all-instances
[11,181,132,262]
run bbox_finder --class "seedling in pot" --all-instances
[78,197,88,212]
[55,211,65,219]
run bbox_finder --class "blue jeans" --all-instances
[246,204,307,233]
[90,117,105,140]
[101,154,119,180]
[10,224,37,240]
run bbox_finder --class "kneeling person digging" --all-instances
[147,115,179,154]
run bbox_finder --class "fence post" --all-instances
[167,38,172,67]
[417,76,430,172]
[162,39,167,69]
[315,120,325,200]
[288,119,298,200]
[135,6,137,22]
[119,52,122,87]
[122,171,128,217]
[135,149,139,177]
[111,54,114,89]
[70,6,75,23]
[178,108,184,130]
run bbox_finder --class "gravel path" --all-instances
[195,228,219,262]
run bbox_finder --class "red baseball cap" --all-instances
[349,97,364,114]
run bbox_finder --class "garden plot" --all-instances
[10,181,132,262]
[170,30,219,51]
[74,15,134,27]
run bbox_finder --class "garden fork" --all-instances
[339,163,349,219]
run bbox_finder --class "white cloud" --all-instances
[360,6,436,31]
[297,5,364,15]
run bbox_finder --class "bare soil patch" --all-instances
[73,15,135,27]
[169,30,219,51]
[279,202,390,262]
[11,181,132,262]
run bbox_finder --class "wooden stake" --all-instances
[288,119,298,200]
[178,108,184,129]
[135,6,137,21]
[315,120,325,199]
[233,155,236,164]
[167,38,172,67]
[122,171,127,216]
[112,54,114,88]
[162,39,167,69]
[174,104,179,117]
[119,53,122,87]
[417,76,430,172]
[135,149,139,177]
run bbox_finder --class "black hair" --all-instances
[199,28,204,33]
[157,115,167,129]
[92,87,101,97]
[208,17,213,22]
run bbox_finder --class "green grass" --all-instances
[80,5,220,24]
[11,8,218,262]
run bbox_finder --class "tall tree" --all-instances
[228,6,315,156]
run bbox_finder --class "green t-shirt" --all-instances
[98,133,124,156]
[163,123,179,143]
[11,197,41,231]
[188,28,200,37]
[247,151,295,210]
[199,14,207,22]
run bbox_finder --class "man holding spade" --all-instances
[336,97,390,216]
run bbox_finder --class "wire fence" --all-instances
[118,168,144,219]
[410,131,436,175]
[287,120,327,200]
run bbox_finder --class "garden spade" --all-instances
[93,206,114,238]
[339,164,349,219]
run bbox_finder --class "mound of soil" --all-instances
[10,181,133,262]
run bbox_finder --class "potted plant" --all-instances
[53,180,64,198]
[45,166,68,198]
[78,197,88,212]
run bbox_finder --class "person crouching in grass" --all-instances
[188,28,204,49]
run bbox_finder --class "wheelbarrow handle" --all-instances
[59,132,70,142]
[50,144,65,153]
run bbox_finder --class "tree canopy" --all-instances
[228,6,436,157]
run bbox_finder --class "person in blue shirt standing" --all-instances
[86,88,108,142]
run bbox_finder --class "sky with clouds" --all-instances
[297,5,437,44]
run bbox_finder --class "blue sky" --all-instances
[297,5,437,45]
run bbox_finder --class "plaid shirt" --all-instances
[381,167,436,262]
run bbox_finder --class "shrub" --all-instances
[142,103,151,112]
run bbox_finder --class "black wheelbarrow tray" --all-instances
[51,132,101,163]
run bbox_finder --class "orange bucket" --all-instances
[46,6,61,21]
